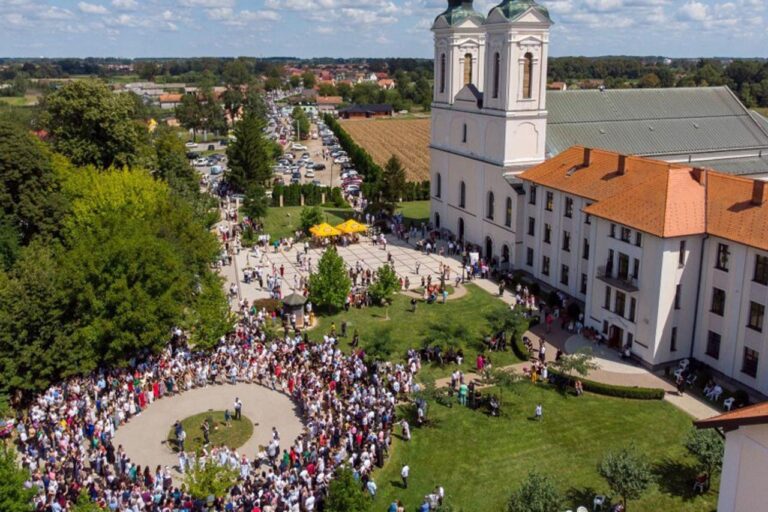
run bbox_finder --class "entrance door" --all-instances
[458,218,464,242]
[502,244,510,263]
[609,325,624,348]
[485,237,493,260]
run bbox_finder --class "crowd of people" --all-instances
[10,300,425,511]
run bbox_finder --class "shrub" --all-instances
[549,370,665,399]
[253,298,281,312]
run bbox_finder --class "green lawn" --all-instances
[310,284,518,381]
[167,411,253,455]
[395,200,430,225]
[373,384,717,512]
[262,205,354,240]
[0,96,33,106]
[755,107,768,117]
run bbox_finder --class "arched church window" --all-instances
[493,52,500,99]
[440,54,446,93]
[505,196,512,227]
[463,53,473,86]
[459,181,466,208]
[522,52,533,99]
[436,172,442,198]
[487,191,495,219]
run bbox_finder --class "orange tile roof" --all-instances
[159,93,182,103]
[316,96,343,105]
[522,146,768,248]
[696,401,768,430]
[707,173,768,252]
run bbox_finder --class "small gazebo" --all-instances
[282,293,308,327]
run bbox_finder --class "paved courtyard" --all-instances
[228,236,467,304]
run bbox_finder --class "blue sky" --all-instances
[0,0,766,58]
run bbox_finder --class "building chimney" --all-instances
[583,147,592,167]
[617,154,627,175]
[691,167,707,187]
[752,180,767,206]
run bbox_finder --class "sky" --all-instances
[0,0,766,58]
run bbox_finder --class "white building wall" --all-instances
[717,424,768,512]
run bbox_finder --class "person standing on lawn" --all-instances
[401,464,409,488]
[535,403,543,420]
[234,397,242,420]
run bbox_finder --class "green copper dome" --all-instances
[434,0,486,27]
[489,0,552,22]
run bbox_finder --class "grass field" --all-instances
[341,118,431,181]
[395,200,430,225]
[167,411,253,455]
[755,107,768,117]
[0,95,37,106]
[262,205,354,240]
[372,384,717,512]
[310,284,519,381]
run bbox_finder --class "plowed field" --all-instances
[341,118,431,181]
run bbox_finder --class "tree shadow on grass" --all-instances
[653,457,700,501]
[323,208,355,221]
[565,487,602,511]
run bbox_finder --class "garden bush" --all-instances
[549,370,665,400]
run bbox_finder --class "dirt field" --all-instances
[341,118,431,181]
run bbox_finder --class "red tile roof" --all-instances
[696,401,768,430]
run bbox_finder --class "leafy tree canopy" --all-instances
[309,246,351,311]
[507,471,562,512]
[299,206,324,233]
[325,467,370,512]
[43,79,143,169]
[0,447,35,512]
[226,113,273,192]
[685,427,724,476]
[598,446,652,510]
[183,461,240,501]
[368,264,400,305]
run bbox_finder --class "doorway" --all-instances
[608,325,624,348]
[458,218,464,242]
[485,237,493,260]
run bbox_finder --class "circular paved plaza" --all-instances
[113,383,304,476]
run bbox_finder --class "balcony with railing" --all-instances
[597,265,638,292]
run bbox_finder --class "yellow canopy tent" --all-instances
[335,219,368,234]
[309,223,341,237]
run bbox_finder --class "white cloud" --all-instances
[205,7,233,19]
[179,0,235,7]
[112,0,138,10]
[4,13,26,25]
[38,6,74,20]
[78,2,109,14]
[314,25,333,34]
[165,21,178,31]
[677,1,710,21]
[162,9,174,20]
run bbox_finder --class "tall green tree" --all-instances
[43,79,143,168]
[299,206,324,233]
[0,447,35,512]
[368,264,400,305]
[550,348,598,380]
[507,471,562,512]
[242,184,269,221]
[291,107,310,139]
[685,427,724,477]
[325,467,370,512]
[152,126,199,197]
[381,155,407,209]
[176,94,204,141]
[309,246,351,311]
[226,114,273,192]
[0,121,67,246]
[598,446,652,511]
[302,70,316,89]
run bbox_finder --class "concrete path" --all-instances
[113,383,304,477]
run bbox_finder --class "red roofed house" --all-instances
[316,96,344,114]
[159,93,183,110]
[696,401,768,512]
[378,79,396,90]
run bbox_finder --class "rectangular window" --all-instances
[742,347,759,378]
[580,273,588,295]
[583,238,590,260]
[716,243,730,271]
[562,231,571,252]
[527,217,535,236]
[670,327,677,352]
[620,227,631,243]
[674,284,681,310]
[585,204,592,225]
[632,258,639,279]
[627,332,633,347]
[542,255,550,276]
[629,297,636,322]
[635,232,642,247]
[529,185,537,205]
[615,290,626,317]
[679,240,687,266]
[602,320,608,334]
[462,123,467,143]
[564,197,573,218]
[526,247,534,267]
[560,264,569,286]
[748,301,765,332]
[604,286,611,310]
[544,223,551,244]
[545,191,554,211]
[754,254,768,285]
[609,223,616,238]
[706,331,721,359]
[711,288,725,316]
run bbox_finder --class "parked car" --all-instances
[311,180,323,186]
[210,165,223,175]
[186,152,197,160]
[207,144,215,151]
[185,141,197,148]
[305,169,315,178]
[313,163,326,170]
[193,158,208,167]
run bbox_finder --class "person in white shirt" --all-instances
[401,464,409,488]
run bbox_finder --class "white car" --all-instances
[185,141,197,148]
[305,169,315,178]
[291,143,307,151]
[193,158,208,167]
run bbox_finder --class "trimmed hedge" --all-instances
[549,369,665,400]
